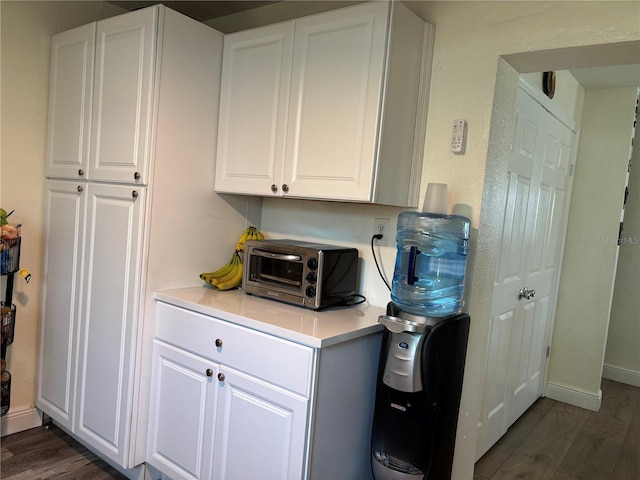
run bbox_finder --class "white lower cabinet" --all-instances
[148,301,382,480]
[147,341,308,480]
[212,366,308,480]
[147,341,218,480]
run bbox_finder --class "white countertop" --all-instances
[154,287,387,348]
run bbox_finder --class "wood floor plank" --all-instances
[486,451,557,480]
[610,413,640,480]
[555,382,633,477]
[530,396,556,416]
[1,444,14,461]
[554,424,625,478]
[489,402,591,480]
[475,408,545,478]
[518,402,590,457]
[1,425,126,480]
[3,470,44,480]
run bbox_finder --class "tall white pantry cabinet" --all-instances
[36,5,248,471]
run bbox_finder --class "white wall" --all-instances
[0,0,125,433]
[604,94,640,387]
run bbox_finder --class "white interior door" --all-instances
[476,80,577,459]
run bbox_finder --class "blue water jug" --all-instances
[391,211,470,317]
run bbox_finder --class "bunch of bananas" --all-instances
[234,225,264,252]
[200,226,265,291]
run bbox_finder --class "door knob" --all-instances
[217,373,225,382]
[205,369,213,377]
[281,184,289,193]
[215,338,223,348]
[518,287,536,300]
[271,184,278,193]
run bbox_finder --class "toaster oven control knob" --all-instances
[307,258,318,270]
[305,286,316,298]
[305,272,317,284]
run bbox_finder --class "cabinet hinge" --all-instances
[569,164,575,176]
[546,345,551,358]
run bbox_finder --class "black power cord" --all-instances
[371,234,391,291]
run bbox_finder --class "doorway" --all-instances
[475,78,578,458]
[473,46,640,463]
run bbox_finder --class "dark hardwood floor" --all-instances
[475,378,640,480]
[1,378,637,480]
[1,422,126,479]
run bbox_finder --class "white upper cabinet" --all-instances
[45,8,157,185]
[216,22,294,195]
[45,24,95,180]
[215,1,433,206]
[89,8,157,184]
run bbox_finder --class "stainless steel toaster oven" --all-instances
[243,239,358,310]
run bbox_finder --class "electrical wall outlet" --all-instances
[373,218,390,246]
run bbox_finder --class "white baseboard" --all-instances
[602,364,640,387]
[545,382,602,411]
[0,407,43,437]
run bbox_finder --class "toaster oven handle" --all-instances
[252,249,302,262]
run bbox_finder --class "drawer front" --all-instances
[155,302,314,397]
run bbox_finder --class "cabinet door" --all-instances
[89,6,157,184]
[215,22,293,196]
[212,366,308,480]
[283,2,389,201]
[36,180,87,430]
[147,341,218,480]
[45,24,95,180]
[75,183,145,466]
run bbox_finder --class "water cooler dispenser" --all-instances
[371,211,471,480]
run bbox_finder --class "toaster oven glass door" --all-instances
[249,254,305,293]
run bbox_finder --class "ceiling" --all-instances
[569,64,640,89]
[108,1,640,90]
[107,1,282,21]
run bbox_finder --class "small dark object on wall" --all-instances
[543,71,556,99]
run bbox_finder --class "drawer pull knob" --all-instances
[215,338,223,348]
[78,169,84,176]
[205,369,213,377]
[77,185,84,193]
[134,171,141,181]
[217,373,225,382]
